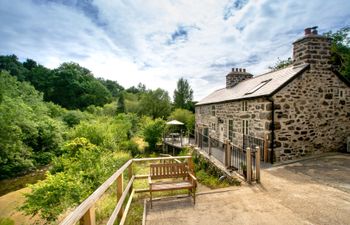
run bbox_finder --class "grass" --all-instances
[0,218,14,225]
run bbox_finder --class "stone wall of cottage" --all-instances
[195,98,272,148]
[272,69,350,161]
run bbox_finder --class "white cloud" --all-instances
[1,0,349,101]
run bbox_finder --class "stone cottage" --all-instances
[195,27,350,163]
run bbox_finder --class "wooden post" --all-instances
[180,131,183,147]
[188,157,194,174]
[225,140,231,167]
[264,134,269,162]
[246,147,252,184]
[128,163,133,194]
[255,146,261,183]
[117,173,124,221]
[80,206,96,225]
[208,136,212,155]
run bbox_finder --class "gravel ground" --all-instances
[146,153,350,225]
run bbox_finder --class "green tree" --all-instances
[324,26,350,80]
[116,92,125,114]
[173,78,194,111]
[49,62,112,109]
[139,88,171,118]
[0,55,28,81]
[0,71,64,177]
[168,108,195,134]
[141,117,166,151]
[98,78,124,98]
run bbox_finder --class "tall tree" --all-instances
[98,78,124,98]
[116,92,125,114]
[139,88,171,118]
[49,62,112,109]
[173,78,194,111]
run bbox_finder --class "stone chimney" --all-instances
[293,26,332,70]
[226,68,253,88]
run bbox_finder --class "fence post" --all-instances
[117,173,124,221]
[246,147,252,184]
[224,140,230,167]
[264,134,269,162]
[188,157,194,174]
[208,135,212,155]
[79,206,96,225]
[255,146,260,183]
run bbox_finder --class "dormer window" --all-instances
[245,79,272,95]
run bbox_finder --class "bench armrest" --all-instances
[188,173,197,188]
[148,175,153,185]
[188,173,197,182]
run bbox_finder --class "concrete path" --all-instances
[146,153,350,225]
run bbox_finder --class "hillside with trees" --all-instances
[0,55,195,223]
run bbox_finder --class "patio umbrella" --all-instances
[166,120,184,125]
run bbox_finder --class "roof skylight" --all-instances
[245,79,272,95]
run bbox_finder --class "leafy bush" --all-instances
[140,117,165,151]
[62,110,87,127]
[21,138,131,222]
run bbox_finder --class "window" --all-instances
[339,89,344,99]
[242,120,249,135]
[242,101,248,111]
[211,122,216,131]
[228,120,234,142]
[245,79,272,95]
[211,105,216,116]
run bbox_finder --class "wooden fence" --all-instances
[60,156,193,225]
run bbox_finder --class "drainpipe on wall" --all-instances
[267,97,275,164]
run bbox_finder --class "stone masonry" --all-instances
[196,28,350,163]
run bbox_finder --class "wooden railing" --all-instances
[60,156,193,225]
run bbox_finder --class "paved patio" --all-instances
[145,153,350,225]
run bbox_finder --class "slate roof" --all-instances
[196,64,309,106]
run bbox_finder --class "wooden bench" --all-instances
[148,162,197,208]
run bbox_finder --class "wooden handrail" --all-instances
[60,156,193,225]
[107,176,135,225]
[60,160,132,225]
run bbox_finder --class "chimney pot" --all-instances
[243,68,246,72]
[304,28,312,35]
[239,68,242,72]
[232,68,235,72]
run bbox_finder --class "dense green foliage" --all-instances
[140,117,166,150]
[0,55,118,110]
[139,88,172,118]
[48,63,112,109]
[173,78,194,111]
[324,26,350,80]
[0,53,196,223]
[21,138,131,221]
[168,108,195,134]
[0,72,64,178]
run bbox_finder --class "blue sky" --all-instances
[1,0,349,100]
